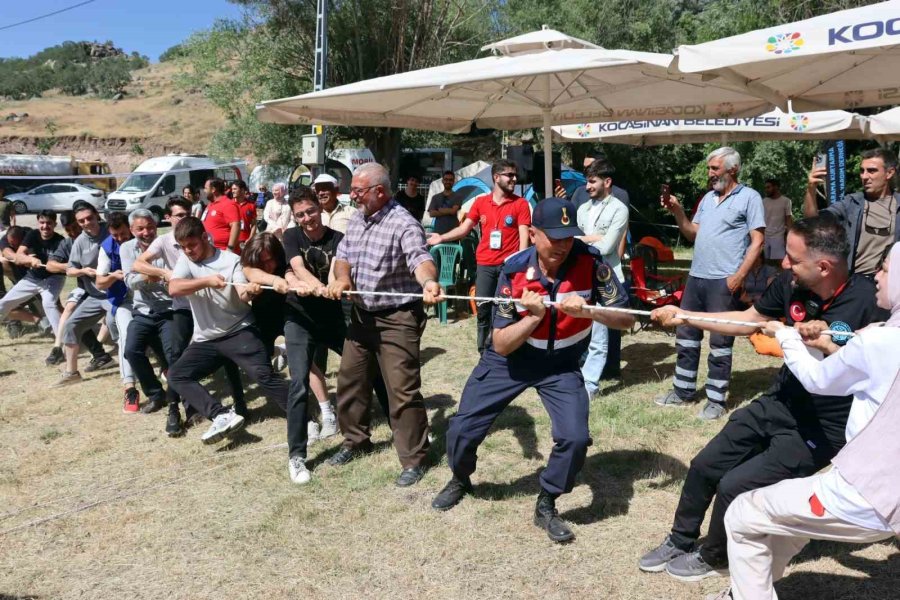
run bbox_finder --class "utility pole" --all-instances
[306,0,328,176]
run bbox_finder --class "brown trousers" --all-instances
[336,302,430,468]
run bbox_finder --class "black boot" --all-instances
[431,475,472,511]
[165,404,184,438]
[534,489,574,543]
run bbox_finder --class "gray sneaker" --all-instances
[654,390,692,407]
[665,550,728,582]
[319,414,338,438]
[698,401,727,421]
[51,370,82,387]
[201,409,245,444]
[639,535,690,573]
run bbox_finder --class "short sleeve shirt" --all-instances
[466,193,532,266]
[428,191,462,235]
[753,271,878,450]
[488,240,628,370]
[237,200,257,243]
[763,195,792,239]
[0,231,29,280]
[21,230,64,281]
[69,225,109,299]
[335,199,433,311]
[146,232,189,310]
[282,226,344,324]
[172,248,254,342]
[394,190,425,223]
[202,196,240,250]
[691,184,766,279]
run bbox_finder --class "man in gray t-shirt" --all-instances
[54,203,116,388]
[658,147,765,421]
[166,216,288,445]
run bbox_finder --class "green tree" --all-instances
[178,0,497,176]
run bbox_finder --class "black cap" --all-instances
[532,197,583,239]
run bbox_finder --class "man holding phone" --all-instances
[802,147,900,279]
[658,147,765,420]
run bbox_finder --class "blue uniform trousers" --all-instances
[446,354,592,495]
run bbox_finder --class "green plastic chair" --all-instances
[429,243,462,324]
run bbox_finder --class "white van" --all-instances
[105,154,248,222]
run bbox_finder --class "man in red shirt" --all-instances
[201,178,240,252]
[428,159,531,352]
[232,179,257,246]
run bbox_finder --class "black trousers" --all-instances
[669,393,833,566]
[284,313,346,459]
[172,308,244,405]
[168,327,288,420]
[125,312,177,404]
[474,264,503,353]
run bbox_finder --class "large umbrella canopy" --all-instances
[552,109,867,146]
[868,106,900,138]
[674,0,900,113]
[257,27,773,196]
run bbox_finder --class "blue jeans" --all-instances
[581,321,608,397]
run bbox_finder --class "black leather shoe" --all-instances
[141,396,166,415]
[327,445,372,467]
[534,490,575,543]
[431,475,472,510]
[165,408,184,438]
[395,466,425,487]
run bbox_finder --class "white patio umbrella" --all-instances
[867,106,900,138]
[674,0,900,113]
[552,108,867,146]
[257,27,774,197]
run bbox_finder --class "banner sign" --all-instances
[823,139,846,205]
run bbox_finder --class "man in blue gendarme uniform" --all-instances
[431,197,635,543]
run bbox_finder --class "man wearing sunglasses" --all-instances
[427,159,531,353]
[803,148,900,280]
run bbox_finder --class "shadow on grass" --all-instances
[216,428,265,452]
[473,448,687,525]
[420,346,447,366]
[777,542,900,598]
[0,370,15,378]
[728,366,781,408]
[0,595,40,600]
[306,439,393,470]
[426,394,543,464]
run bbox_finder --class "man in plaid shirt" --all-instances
[325,163,443,487]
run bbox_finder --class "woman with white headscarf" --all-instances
[707,242,900,600]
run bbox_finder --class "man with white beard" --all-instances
[656,147,765,420]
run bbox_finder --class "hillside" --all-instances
[0,62,231,175]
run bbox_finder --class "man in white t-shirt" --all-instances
[762,178,792,262]
[166,216,288,445]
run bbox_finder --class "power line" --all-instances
[0,0,97,33]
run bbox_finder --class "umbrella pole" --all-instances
[542,107,553,199]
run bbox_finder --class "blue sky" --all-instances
[0,0,246,61]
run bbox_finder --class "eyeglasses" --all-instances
[497,172,517,179]
[350,184,380,196]
[293,209,319,219]
[864,202,894,237]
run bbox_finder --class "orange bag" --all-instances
[748,331,784,358]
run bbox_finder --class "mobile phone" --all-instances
[660,183,671,206]
[554,178,562,190]
[815,153,827,170]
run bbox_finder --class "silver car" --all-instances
[7,183,106,214]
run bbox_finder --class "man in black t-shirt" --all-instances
[280,192,348,483]
[394,175,425,223]
[637,216,878,583]
[0,210,65,335]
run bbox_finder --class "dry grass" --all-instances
[0,294,898,599]
[0,62,221,152]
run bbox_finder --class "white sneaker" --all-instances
[288,455,311,484]
[319,414,338,438]
[201,409,245,444]
[307,420,321,444]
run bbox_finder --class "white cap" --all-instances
[313,173,338,186]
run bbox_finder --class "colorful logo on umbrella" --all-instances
[789,114,810,131]
[766,32,804,55]
[576,123,593,138]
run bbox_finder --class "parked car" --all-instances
[7,183,106,214]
